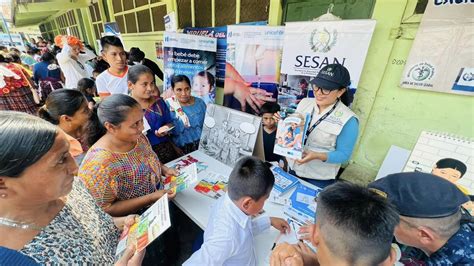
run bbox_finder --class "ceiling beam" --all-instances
[16,0,90,13]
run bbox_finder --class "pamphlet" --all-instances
[271,166,300,195]
[115,194,171,261]
[163,163,198,193]
[274,112,311,160]
[170,155,209,173]
[284,183,321,225]
[194,171,228,199]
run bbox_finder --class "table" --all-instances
[166,150,318,265]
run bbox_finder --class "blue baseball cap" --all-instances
[310,64,351,90]
[368,172,469,218]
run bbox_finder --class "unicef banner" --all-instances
[279,20,376,113]
[162,32,217,104]
[223,25,285,115]
[400,1,473,95]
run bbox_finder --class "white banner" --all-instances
[400,1,474,95]
[281,20,376,89]
[163,32,217,52]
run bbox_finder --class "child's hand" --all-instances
[156,125,173,137]
[271,217,290,234]
[297,223,314,241]
[273,112,281,123]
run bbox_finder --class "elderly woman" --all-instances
[0,111,143,264]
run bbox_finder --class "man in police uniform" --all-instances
[369,172,474,265]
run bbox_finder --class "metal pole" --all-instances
[0,12,14,46]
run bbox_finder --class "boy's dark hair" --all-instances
[100,35,123,51]
[316,182,399,265]
[128,47,145,63]
[260,102,280,115]
[435,158,467,177]
[77,78,96,95]
[94,59,110,74]
[41,52,54,63]
[228,156,275,201]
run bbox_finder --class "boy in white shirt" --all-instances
[96,36,128,99]
[184,156,290,266]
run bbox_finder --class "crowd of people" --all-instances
[0,34,472,266]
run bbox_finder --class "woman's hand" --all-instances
[162,165,179,177]
[115,245,146,266]
[151,189,176,201]
[113,215,138,231]
[273,112,282,123]
[295,151,327,165]
[155,124,173,137]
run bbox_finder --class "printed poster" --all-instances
[199,104,262,167]
[115,193,171,261]
[183,26,227,88]
[280,20,376,113]
[224,25,285,114]
[400,1,473,95]
[162,32,217,104]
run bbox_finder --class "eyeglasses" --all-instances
[312,86,332,95]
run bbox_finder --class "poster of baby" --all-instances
[162,32,217,104]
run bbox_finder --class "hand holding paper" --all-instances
[271,217,290,234]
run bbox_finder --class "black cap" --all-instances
[368,172,469,218]
[309,64,351,90]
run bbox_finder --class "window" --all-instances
[111,0,167,34]
[39,20,59,42]
[179,0,270,28]
[55,10,81,39]
[89,2,104,40]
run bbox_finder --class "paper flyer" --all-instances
[169,155,208,173]
[284,183,321,225]
[163,163,198,193]
[194,171,229,199]
[115,193,171,261]
[162,32,217,104]
[274,112,311,160]
[271,166,300,195]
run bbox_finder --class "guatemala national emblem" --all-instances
[309,27,337,53]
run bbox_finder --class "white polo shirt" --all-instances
[96,66,129,95]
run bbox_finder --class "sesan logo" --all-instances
[309,27,337,53]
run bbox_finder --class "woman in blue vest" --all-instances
[280,64,359,189]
